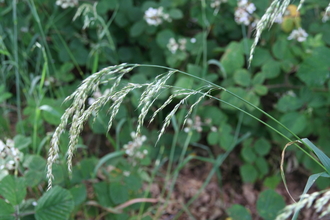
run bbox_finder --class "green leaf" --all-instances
[252,72,265,85]
[207,131,219,145]
[272,38,292,60]
[256,189,285,220]
[109,182,129,204]
[173,76,194,90]
[263,175,281,189]
[254,138,271,156]
[276,94,303,112]
[14,135,31,150]
[0,175,26,205]
[241,146,257,163]
[255,157,269,176]
[220,42,244,75]
[23,155,46,171]
[261,60,281,79]
[240,164,258,183]
[297,47,330,87]
[35,186,74,220]
[124,174,142,191]
[168,8,183,19]
[156,29,175,49]
[227,204,252,220]
[278,112,307,137]
[93,182,113,207]
[0,199,15,220]
[244,91,260,111]
[302,138,330,174]
[233,69,251,87]
[69,184,87,206]
[130,20,147,37]
[221,87,246,111]
[93,151,125,177]
[253,84,268,96]
[24,170,44,187]
[251,48,272,67]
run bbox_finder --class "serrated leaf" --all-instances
[69,184,87,206]
[0,199,15,220]
[257,189,285,220]
[297,47,330,87]
[35,186,74,220]
[0,175,26,205]
[109,182,129,204]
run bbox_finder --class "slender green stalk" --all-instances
[128,64,325,171]
[12,0,24,134]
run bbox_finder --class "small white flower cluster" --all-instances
[234,0,256,26]
[167,38,187,54]
[144,7,171,26]
[0,139,22,172]
[123,132,148,164]
[287,27,308,42]
[56,0,78,9]
[184,116,217,133]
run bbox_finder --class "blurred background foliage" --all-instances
[0,0,330,219]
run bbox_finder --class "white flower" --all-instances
[235,0,256,26]
[190,38,196,43]
[144,7,171,26]
[167,38,187,54]
[287,28,308,42]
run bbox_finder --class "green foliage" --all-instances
[0,0,330,219]
[257,189,286,220]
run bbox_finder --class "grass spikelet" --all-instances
[183,87,213,127]
[249,0,290,66]
[276,190,330,220]
[156,92,196,145]
[47,64,135,190]
[149,89,192,125]
[136,71,176,135]
[107,83,144,132]
[297,0,305,11]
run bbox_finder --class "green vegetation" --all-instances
[0,0,330,219]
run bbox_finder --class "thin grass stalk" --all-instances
[12,0,24,134]
[135,64,324,169]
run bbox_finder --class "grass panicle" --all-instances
[276,190,330,220]
[249,0,290,66]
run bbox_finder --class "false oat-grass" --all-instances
[276,190,330,220]
[46,64,217,190]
